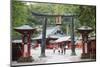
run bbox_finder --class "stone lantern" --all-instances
[14,25,36,62]
[77,26,93,59]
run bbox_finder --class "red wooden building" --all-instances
[32,26,83,49]
[32,26,66,49]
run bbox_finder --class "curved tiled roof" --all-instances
[32,26,65,40]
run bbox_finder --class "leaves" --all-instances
[77,6,96,28]
[12,1,96,39]
[12,0,28,27]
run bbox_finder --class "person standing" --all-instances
[53,47,56,53]
[63,41,67,55]
[64,47,66,54]
[59,44,64,55]
[58,46,61,54]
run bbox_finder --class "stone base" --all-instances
[90,53,96,59]
[71,52,76,56]
[39,55,46,58]
[81,53,90,59]
[17,56,34,62]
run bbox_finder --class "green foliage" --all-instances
[12,0,28,39]
[12,1,28,27]
[12,1,96,39]
[77,5,96,29]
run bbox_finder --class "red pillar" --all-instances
[82,35,85,54]
[28,33,31,57]
[82,41,85,54]
[22,35,25,57]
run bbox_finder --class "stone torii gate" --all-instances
[32,12,76,57]
[14,25,36,62]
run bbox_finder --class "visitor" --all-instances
[58,47,61,54]
[61,47,63,55]
[53,47,56,53]
[63,42,67,54]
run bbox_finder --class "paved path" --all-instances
[12,48,95,66]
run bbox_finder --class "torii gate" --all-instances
[32,12,77,57]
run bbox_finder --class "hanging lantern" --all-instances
[55,16,62,25]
